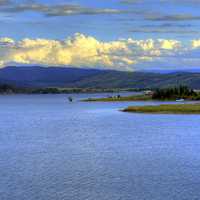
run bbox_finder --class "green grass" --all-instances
[123,103,200,114]
[82,95,152,102]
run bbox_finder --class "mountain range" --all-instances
[1,66,200,89]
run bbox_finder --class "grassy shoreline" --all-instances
[82,95,152,102]
[122,103,200,114]
[83,86,200,102]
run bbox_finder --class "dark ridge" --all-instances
[0,66,200,89]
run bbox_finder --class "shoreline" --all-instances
[122,103,200,114]
[82,95,152,102]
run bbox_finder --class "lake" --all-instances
[0,94,200,200]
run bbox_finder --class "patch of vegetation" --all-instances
[83,86,200,102]
[83,94,152,102]
[152,86,199,100]
[0,83,144,94]
[0,84,29,94]
[123,103,200,114]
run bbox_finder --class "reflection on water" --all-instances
[0,93,200,200]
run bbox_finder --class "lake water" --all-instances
[0,94,200,200]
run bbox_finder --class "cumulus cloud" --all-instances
[0,37,14,44]
[191,39,200,48]
[0,33,189,71]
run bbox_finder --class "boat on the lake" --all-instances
[68,96,73,102]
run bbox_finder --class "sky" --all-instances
[1,0,200,71]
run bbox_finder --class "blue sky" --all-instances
[1,0,200,70]
[1,0,200,41]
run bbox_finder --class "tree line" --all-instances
[152,86,198,100]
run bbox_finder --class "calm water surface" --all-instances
[0,94,200,200]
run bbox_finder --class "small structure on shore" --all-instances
[176,99,185,102]
[144,90,153,95]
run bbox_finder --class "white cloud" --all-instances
[191,39,200,48]
[0,33,197,71]
[0,37,14,45]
